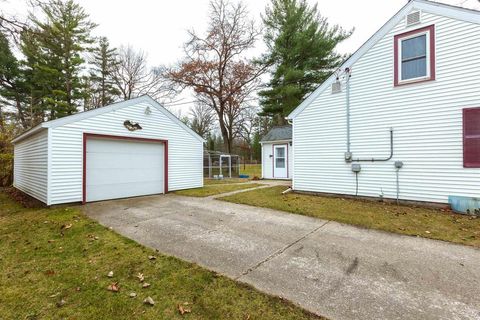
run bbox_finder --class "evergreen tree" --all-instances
[25,0,96,119]
[259,0,352,123]
[89,37,119,108]
[0,31,39,128]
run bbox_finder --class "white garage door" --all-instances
[86,137,165,202]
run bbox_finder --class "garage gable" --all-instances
[50,95,205,143]
[13,95,205,144]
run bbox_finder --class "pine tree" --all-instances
[89,37,119,108]
[259,0,352,123]
[25,0,96,119]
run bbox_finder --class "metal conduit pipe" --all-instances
[345,68,351,154]
[343,67,395,163]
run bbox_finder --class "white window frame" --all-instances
[397,29,431,85]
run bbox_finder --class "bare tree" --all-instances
[189,102,215,139]
[0,1,28,41]
[164,0,266,153]
[113,45,176,102]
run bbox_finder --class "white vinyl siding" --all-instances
[293,12,480,203]
[49,101,203,205]
[13,130,48,203]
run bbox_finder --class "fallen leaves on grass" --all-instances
[61,224,72,230]
[136,273,145,282]
[107,282,120,292]
[44,270,55,276]
[143,296,155,306]
[56,299,66,308]
[178,303,191,315]
[142,282,151,288]
[107,271,114,278]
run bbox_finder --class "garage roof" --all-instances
[12,95,206,144]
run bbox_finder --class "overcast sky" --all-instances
[4,0,480,113]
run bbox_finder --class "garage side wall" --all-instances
[13,130,49,203]
[49,101,203,205]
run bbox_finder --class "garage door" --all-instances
[85,137,165,202]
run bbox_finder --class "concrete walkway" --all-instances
[83,192,480,320]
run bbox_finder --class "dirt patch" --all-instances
[5,187,46,208]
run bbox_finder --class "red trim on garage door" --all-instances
[82,133,168,204]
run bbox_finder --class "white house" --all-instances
[12,95,205,205]
[288,0,480,208]
[261,125,292,179]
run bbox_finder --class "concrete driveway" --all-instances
[83,193,480,320]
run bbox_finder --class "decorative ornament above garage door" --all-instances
[124,120,142,131]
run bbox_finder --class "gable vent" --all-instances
[331,81,342,94]
[406,11,421,27]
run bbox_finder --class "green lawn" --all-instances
[220,186,480,248]
[175,183,261,197]
[204,178,250,185]
[0,190,320,320]
[240,164,261,178]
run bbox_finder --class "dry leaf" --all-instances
[425,231,431,234]
[148,255,156,260]
[107,271,114,278]
[178,304,191,315]
[144,296,155,305]
[137,273,145,282]
[61,224,72,230]
[129,292,137,298]
[142,282,151,288]
[107,282,119,292]
[56,299,66,308]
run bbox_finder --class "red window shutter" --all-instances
[463,108,480,168]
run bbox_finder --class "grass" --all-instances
[220,186,480,248]
[204,178,249,185]
[240,164,261,178]
[175,183,261,197]
[0,190,320,320]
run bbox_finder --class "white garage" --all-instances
[12,95,205,205]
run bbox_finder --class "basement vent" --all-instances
[406,11,421,27]
[331,81,342,94]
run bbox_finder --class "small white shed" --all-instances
[12,95,205,205]
[261,125,292,180]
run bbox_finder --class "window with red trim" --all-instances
[464,108,480,168]
[394,25,435,86]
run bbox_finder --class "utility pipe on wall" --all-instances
[345,67,352,155]
[342,66,395,163]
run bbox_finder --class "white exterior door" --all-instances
[273,144,288,178]
[85,137,164,202]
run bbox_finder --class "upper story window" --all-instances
[394,25,435,86]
